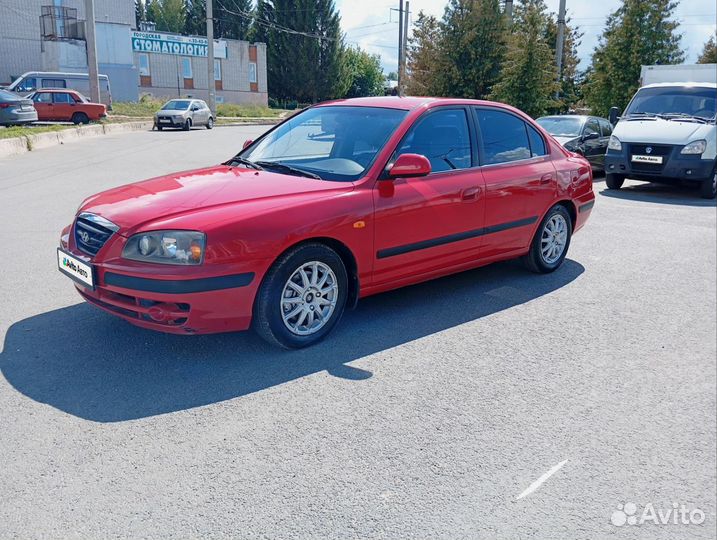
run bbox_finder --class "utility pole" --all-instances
[504,0,513,27]
[555,0,567,98]
[397,0,404,93]
[84,0,100,103]
[206,0,216,114]
[400,1,409,96]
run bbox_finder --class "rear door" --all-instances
[31,91,54,120]
[473,106,556,258]
[372,106,485,285]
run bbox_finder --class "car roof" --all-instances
[315,95,530,111]
[34,88,77,93]
[640,82,717,89]
[538,115,590,120]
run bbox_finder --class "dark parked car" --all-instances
[536,115,612,172]
[0,89,37,126]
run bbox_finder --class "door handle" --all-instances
[461,186,481,200]
[540,173,553,184]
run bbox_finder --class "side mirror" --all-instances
[192,105,200,111]
[242,139,253,149]
[582,132,599,141]
[608,106,620,125]
[388,153,431,178]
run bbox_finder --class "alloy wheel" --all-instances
[541,214,568,264]
[280,261,338,336]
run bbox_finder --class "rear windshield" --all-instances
[0,89,21,101]
[162,100,191,110]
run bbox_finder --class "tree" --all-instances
[216,0,253,40]
[135,0,146,28]
[184,0,206,36]
[435,0,507,98]
[585,0,683,117]
[405,11,442,96]
[264,0,346,103]
[697,34,717,64]
[343,47,384,98]
[490,0,558,117]
[145,0,186,33]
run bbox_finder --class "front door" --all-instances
[31,91,54,121]
[473,107,557,258]
[372,107,485,286]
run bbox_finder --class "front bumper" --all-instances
[60,231,262,335]
[154,115,186,128]
[605,143,714,182]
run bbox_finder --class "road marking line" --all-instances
[516,459,568,500]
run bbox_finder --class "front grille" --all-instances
[74,213,118,256]
[629,144,672,174]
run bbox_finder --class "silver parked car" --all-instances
[0,89,37,126]
[154,99,214,131]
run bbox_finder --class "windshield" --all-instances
[162,100,190,111]
[536,116,584,137]
[241,105,408,181]
[624,86,716,120]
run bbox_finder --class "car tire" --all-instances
[71,112,89,125]
[183,119,191,131]
[699,167,716,199]
[253,243,348,349]
[523,205,573,274]
[605,173,624,190]
[206,117,214,129]
[156,124,163,131]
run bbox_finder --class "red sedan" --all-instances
[29,89,106,124]
[58,97,594,348]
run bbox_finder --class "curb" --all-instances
[0,121,153,159]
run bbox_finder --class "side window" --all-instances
[527,124,547,157]
[475,108,531,164]
[33,92,52,103]
[599,119,612,136]
[53,92,72,104]
[584,118,600,137]
[41,79,67,88]
[396,108,472,173]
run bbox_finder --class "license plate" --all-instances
[57,248,94,289]
[159,118,171,123]
[21,105,33,111]
[632,154,663,164]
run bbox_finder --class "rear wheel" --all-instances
[253,243,348,349]
[605,173,624,190]
[699,168,716,199]
[206,117,214,129]
[183,119,191,131]
[71,112,89,125]
[523,205,573,274]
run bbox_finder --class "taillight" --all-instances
[0,103,11,109]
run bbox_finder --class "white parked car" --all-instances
[154,99,214,131]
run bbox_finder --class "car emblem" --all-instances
[79,230,90,243]
[646,146,653,154]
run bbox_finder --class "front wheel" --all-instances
[523,205,573,274]
[605,173,624,190]
[182,119,191,131]
[699,168,716,199]
[253,243,348,349]
[71,112,89,125]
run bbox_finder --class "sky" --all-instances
[336,0,717,75]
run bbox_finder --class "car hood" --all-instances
[78,165,351,234]
[613,118,715,144]
[553,136,578,146]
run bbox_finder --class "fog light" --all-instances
[609,164,615,170]
[686,169,692,176]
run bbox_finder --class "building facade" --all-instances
[132,30,267,105]
[0,1,268,105]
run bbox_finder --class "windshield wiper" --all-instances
[623,112,661,120]
[225,156,263,170]
[660,113,708,124]
[254,161,322,180]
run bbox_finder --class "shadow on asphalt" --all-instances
[1,259,584,423]
[598,182,716,207]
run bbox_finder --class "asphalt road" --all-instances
[0,126,715,539]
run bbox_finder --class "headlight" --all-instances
[681,139,706,155]
[122,230,205,265]
[607,135,622,151]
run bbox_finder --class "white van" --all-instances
[604,82,716,199]
[6,71,112,109]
